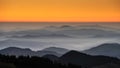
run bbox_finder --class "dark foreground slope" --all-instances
[0,54,81,68]
[0,50,120,68]
[60,51,120,68]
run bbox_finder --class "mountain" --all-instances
[0,39,54,50]
[42,47,69,54]
[11,33,71,38]
[0,47,35,56]
[42,54,59,61]
[8,29,72,38]
[0,47,61,57]
[57,28,120,38]
[83,43,120,59]
[60,50,120,67]
[5,26,120,38]
[45,25,75,30]
[36,51,61,57]
[0,47,120,68]
[59,25,76,30]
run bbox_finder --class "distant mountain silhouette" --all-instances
[83,43,120,59]
[0,39,54,50]
[60,50,120,67]
[6,26,120,38]
[0,47,35,56]
[56,28,120,38]
[42,47,69,54]
[36,51,61,57]
[0,47,61,57]
[0,47,120,68]
[60,25,73,28]
[9,29,72,38]
[59,25,75,30]
[11,33,71,38]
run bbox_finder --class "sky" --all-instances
[0,0,120,22]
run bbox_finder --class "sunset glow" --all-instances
[0,0,120,22]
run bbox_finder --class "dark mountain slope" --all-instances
[0,47,61,57]
[60,50,120,67]
[83,43,120,59]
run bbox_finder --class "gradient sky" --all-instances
[0,0,120,22]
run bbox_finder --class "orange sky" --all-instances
[0,0,120,22]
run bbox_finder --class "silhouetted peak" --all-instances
[44,47,59,49]
[66,50,88,55]
[1,47,32,51]
[1,47,22,51]
[24,48,32,51]
[43,47,68,50]
[4,47,20,49]
[43,47,69,54]
[60,25,73,28]
[100,43,120,46]
[91,43,120,50]
[83,43,120,59]
[61,50,90,58]
[59,25,76,30]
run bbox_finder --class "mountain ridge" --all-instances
[42,47,69,54]
[83,43,120,59]
[0,47,62,57]
[60,50,120,67]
